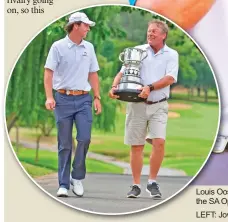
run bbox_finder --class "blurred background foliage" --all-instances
[5,6,219,176]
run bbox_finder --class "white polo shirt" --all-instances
[120,44,179,101]
[44,35,99,91]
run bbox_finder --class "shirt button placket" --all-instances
[75,47,77,63]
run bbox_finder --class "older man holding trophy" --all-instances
[109,20,179,199]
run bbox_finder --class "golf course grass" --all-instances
[9,98,219,177]
[89,99,219,176]
[15,147,123,178]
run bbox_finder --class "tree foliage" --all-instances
[5,5,217,135]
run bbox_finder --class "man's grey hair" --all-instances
[148,20,169,43]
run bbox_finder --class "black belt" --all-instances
[144,98,167,105]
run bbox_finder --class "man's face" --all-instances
[147,23,166,47]
[74,23,90,38]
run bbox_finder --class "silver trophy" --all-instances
[114,47,148,102]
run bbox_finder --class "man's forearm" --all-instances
[112,72,123,87]
[152,75,175,90]
[88,72,100,97]
[44,69,54,99]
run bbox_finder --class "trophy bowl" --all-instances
[114,47,147,102]
[114,76,145,102]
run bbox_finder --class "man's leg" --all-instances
[130,145,144,184]
[144,139,165,199]
[149,138,165,180]
[57,119,73,189]
[127,145,144,198]
[54,92,75,195]
[124,102,147,198]
[146,101,168,198]
[71,94,92,196]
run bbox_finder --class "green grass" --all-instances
[10,99,219,176]
[88,137,212,176]
[21,162,55,177]
[171,88,218,103]
[166,100,219,140]
[15,147,123,178]
[161,156,207,176]
[89,99,218,176]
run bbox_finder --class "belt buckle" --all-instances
[66,90,70,95]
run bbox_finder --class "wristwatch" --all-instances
[147,84,154,92]
[94,95,101,100]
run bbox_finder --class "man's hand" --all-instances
[45,97,56,110]
[135,0,215,30]
[138,86,150,99]
[108,86,119,99]
[94,98,102,115]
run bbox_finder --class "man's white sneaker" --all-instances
[213,135,228,153]
[71,179,84,197]
[57,187,68,197]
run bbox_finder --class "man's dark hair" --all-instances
[65,21,82,33]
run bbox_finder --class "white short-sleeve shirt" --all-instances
[44,35,100,91]
[120,44,179,101]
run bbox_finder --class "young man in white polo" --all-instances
[109,20,179,198]
[44,12,101,197]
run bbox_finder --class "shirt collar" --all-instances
[66,35,85,48]
[146,44,169,55]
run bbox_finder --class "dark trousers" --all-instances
[54,92,92,189]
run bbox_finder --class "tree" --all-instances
[5,5,217,141]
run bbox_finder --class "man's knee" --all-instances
[58,140,72,152]
[77,136,91,144]
[131,145,144,155]
[152,139,165,151]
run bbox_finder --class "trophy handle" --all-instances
[142,50,148,60]
[119,52,124,62]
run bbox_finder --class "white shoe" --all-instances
[57,187,68,197]
[213,135,228,153]
[71,179,84,197]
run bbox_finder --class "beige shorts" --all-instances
[124,101,169,145]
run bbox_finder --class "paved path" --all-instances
[14,140,192,213]
[35,173,191,215]
[15,140,186,176]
